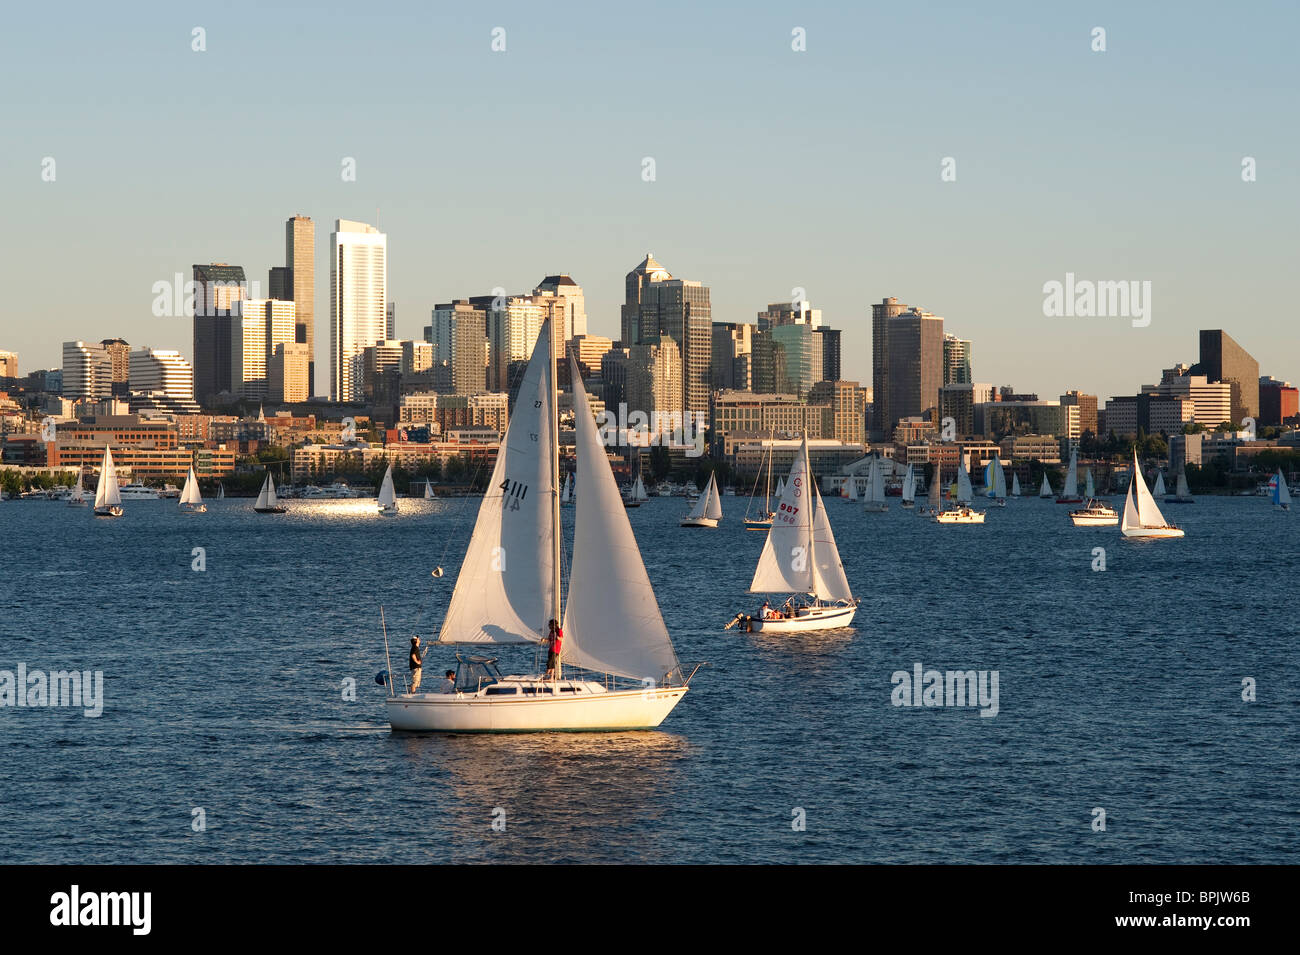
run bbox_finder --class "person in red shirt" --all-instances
[544,619,563,680]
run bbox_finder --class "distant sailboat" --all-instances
[385,321,697,732]
[67,469,88,507]
[921,464,943,516]
[254,472,287,514]
[93,447,124,518]
[1121,450,1183,538]
[1152,471,1167,498]
[1270,468,1291,511]
[987,458,1007,506]
[863,456,888,513]
[956,459,974,505]
[844,473,859,502]
[424,478,435,500]
[560,472,573,507]
[1011,472,1021,497]
[1084,469,1095,499]
[1165,470,1194,505]
[775,476,786,498]
[744,435,776,529]
[901,463,916,509]
[1039,473,1054,498]
[733,434,857,632]
[936,458,984,523]
[681,472,722,527]
[217,483,225,500]
[179,466,207,513]
[377,463,398,516]
[623,473,648,508]
[1056,447,1083,503]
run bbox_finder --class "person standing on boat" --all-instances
[409,636,423,692]
[544,619,563,680]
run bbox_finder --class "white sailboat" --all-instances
[179,466,207,513]
[1151,471,1167,498]
[254,472,287,514]
[423,478,435,500]
[1165,470,1194,505]
[386,321,697,732]
[217,483,225,500]
[987,458,1007,506]
[1085,469,1095,499]
[1271,468,1291,511]
[1038,473,1054,498]
[1011,472,1021,497]
[744,434,776,530]
[1056,447,1082,503]
[377,463,398,516]
[623,472,647,508]
[560,472,573,507]
[936,458,984,523]
[901,463,916,509]
[681,471,722,528]
[67,469,88,507]
[732,434,857,633]
[775,476,786,498]
[1121,450,1184,538]
[93,447,123,518]
[919,463,942,516]
[863,455,888,512]
[844,473,859,502]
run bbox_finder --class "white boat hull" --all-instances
[179,503,207,514]
[378,505,399,517]
[386,684,688,732]
[1121,526,1185,539]
[1070,513,1118,526]
[742,604,857,633]
[93,506,123,518]
[680,517,719,528]
[935,509,985,524]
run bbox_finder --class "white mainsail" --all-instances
[928,466,942,509]
[1174,471,1191,500]
[776,476,786,497]
[563,355,680,683]
[1085,469,1095,498]
[751,437,816,594]
[1122,451,1172,531]
[439,324,557,646]
[845,473,859,501]
[255,473,278,509]
[956,460,973,504]
[631,473,648,502]
[180,467,203,506]
[1273,468,1291,507]
[94,447,121,508]
[901,463,915,503]
[1152,471,1166,498]
[424,479,434,499]
[1039,473,1053,497]
[1062,447,1079,497]
[992,458,1007,499]
[378,464,396,508]
[811,481,853,602]
[867,457,887,504]
[70,470,86,503]
[1011,473,1021,497]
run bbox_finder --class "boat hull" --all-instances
[93,506,123,518]
[254,506,287,514]
[743,519,772,530]
[386,685,688,732]
[1121,526,1185,538]
[378,505,399,517]
[742,604,857,633]
[1070,513,1118,526]
[680,517,719,528]
[935,509,985,524]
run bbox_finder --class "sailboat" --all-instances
[1270,468,1291,511]
[560,472,573,507]
[1056,447,1083,503]
[732,434,857,632]
[1011,472,1021,497]
[900,463,916,509]
[863,456,888,513]
[775,476,786,498]
[986,458,1007,506]
[843,473,859,502]
[623,472,648,508]
[254,472,287,514]
[1165,470,1194,505]
[1038,473,1054,498]
[377,463,398,516]
[423,478,435,500]
[744,435,776,529]
[93,446,123,518]
[179,466,207,514]
[217,482,225,500]
[1084,469,1095,499]
[1152,471,1167,498]
[935,458,984,523]
[919,464,942,516]
[67,469,88,507]
[681,471,723,527]
[1121,450,1183,538]
[385,321,698,732]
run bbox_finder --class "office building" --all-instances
[815,327,842,383]
[873,301,943,438]
[621,252,671,345]
[1260,376,1299,427]
[329,220,386,402]
[1059,391,1099,436]
[192,263,249,403]
[269,342,310,403]
[61,341,114,401]
[943,334,972,385]
[1194,329,1258,425]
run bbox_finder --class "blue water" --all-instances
[0,493,1295,863]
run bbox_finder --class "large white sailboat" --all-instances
[863,455,888,513]
[1270,468,1291,511]
[681,472,722,528]
[732,434,858,633]
[377,463,399,516]
[92,447,123,518]
[178,466,207,513]
[254,472,287,514]
[935,459,985,523]
[1121,450,1184,539]
[744,434,776,530]
[386,322,697,733]
[900,463,916,509]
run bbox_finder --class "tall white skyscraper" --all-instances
[232,299,297,399]
[330,219,387,401]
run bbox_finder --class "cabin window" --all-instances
[485,686,518,696]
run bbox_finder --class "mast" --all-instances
[551,319,563,679]
[804,433,815,599]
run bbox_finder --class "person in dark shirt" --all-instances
[544,619,563,680]
[438,669,456,693]
[409,636,423,692]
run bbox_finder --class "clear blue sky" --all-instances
[3,0,1296,400]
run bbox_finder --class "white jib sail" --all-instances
[992,458,1007,498]
[1063,447,1079,496]
[562,355,680,683]
[1085,469,1095,498]
[1011,473,1021,496]
[869,457,887,503]
[902,463,915,502]
[704,473,722,519]
[1039,474,1052,496]
[439,323,557,645]
[811,481,853,602]
[751,436,816,594]
[957,460,973,504]
[95,447,121,508]
[1274,469,1291,506]
[1152,471,1166,497]
[378,464,396,507]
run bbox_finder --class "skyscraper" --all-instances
[286,216,315,396]
[1194,330,1258,425]
[621,253,670,345]
[192,263,249,403]
[634,262,711,422]
[533,274,588,342]
[99,339,131,396]
[425,301,487,396]
[942,334,972,385]
[815,327,841,383]
[712,322,753,391]
[61,341,113,400]
[872,298,942,438]
[128,348,196,401]
[329,220,386,402]
[1059,390,1098,436]
[870,297,908,439]
[233,299,297,399]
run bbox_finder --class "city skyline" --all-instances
[4,3,1297,400]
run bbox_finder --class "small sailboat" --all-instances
[178,466,207,513]
[1270,468,1291,511]
[67,469,88,507]
[1084,469,1095,499]
[1038,473,1054,498]
[423,478,435,500]
[1121,450,1183,538]
[775,476,786,498]
[1165,470,1194,505]
[863,456,888,512]
[623,472,647,508]
[935,458,984,523]
[560,472,573,507]
[987,458,1007,506]
[843,473,859,502]
[93,446,123,518]
[744,434,776,530]
[681,472,722,527]
[385,320,698,733]
[254,472,287,514]
[377,463,398,516]
[1152,470,1167,498]
[732,434,857,632]
[900,463,916,509]
[1011,472,1021,497]
[1056,447,1083,503]
[217,482,225,500]
[919,463,942,516]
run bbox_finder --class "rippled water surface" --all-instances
[1,493,1295,863]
